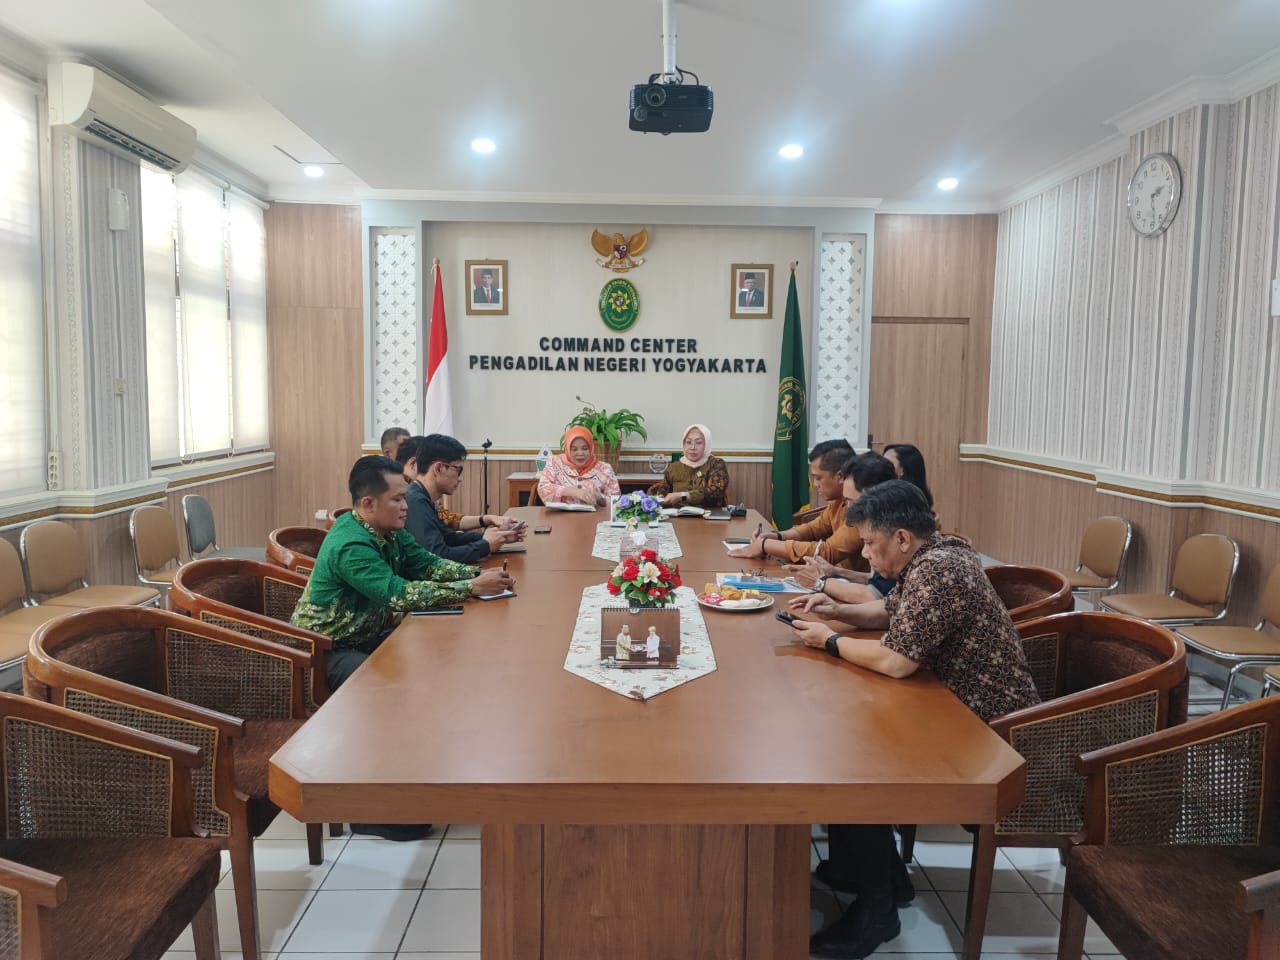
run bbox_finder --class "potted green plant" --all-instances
[564,396,647,470]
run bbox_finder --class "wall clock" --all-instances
[1126,153,1182,237]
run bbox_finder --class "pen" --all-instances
[756,522,762,539]
[501,559,508,574]
[813,538,824,559]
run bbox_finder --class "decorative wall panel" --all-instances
[371,229,420,433]
[813,236,867,445]
[989,83,1279,496]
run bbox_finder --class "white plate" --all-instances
[696,595,775,613]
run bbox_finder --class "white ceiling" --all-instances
[2,0,1280,208]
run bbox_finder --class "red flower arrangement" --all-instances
[607,548,682,607]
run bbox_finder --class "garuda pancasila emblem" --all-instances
[591,227,648,272]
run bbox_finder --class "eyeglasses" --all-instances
[434,462,464,477]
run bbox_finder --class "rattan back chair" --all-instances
[24,605,323,960]
[985,564,1074,622]
[0,691,221,959]
[169,557,331,710]
[18,520,161,610]
[266,526,326,576]
[1058,695,1280,960]
[1103,532,1240,626]
[952,611,1187,955]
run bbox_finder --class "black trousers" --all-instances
[325,648,369,691]
[826,823,899,913]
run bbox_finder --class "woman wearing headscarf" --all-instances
[536,426,621,506]
[647,423,730,508]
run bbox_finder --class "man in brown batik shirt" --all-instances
[787,480,1040,959]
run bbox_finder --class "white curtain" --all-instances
[227,194,268,451]
[176,169,232,457]
[140,166,181,463]
[0,72,46,495]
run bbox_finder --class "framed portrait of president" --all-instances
[730,263,773,319]
[465,259,508,316]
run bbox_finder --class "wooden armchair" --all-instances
[170,556,332,710]
[0,691,221,959]
[937,612,1187,957]
[266,525,327,576]
[986,564,1074,622]
[1058,696,1280,960]
[24,605,323,960]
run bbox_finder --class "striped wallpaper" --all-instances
[989,84,1280,495]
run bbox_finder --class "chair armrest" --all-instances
[0,858,65,908]
[0,693,203,837]
[190,604,332,650]
[26,651,245,738]
[1240,868,1280,914]
[990,675,1162,738]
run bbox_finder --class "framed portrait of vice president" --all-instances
[465,260,508,316]
[730,263,773,319]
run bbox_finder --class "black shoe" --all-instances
[809,901,901,959]
[812,859,915,907]
[349,823,433,842]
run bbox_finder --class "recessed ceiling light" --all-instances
[471,138,496,154]
[303,165,325,178]
[937,177,959,191]
[778,144,804,160]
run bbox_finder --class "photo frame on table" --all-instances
[600,606,680,668]
[465,259,508,315]
[730,263,773,319]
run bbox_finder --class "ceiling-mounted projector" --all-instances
[629,0,712,134]
[629,81,713,134]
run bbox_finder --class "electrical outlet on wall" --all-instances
[47,451,62,491]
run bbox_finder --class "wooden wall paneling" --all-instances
[872,215,978,319]
[960,459,1277,622]
[164,469,277,554]
[963,215,999,444]
[265,203,365,529]
[868,322,968,530]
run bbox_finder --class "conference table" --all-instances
[269,507,1026,960]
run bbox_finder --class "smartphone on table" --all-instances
[412,607,463,616]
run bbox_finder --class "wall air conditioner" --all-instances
[47,62,196,173]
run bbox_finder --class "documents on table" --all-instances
[715,573,807,593]
[545,501,596,512]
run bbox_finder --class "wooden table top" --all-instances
[270,512,1026,826]
[485,506,776,573]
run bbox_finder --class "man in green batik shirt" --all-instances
[293,455,513,691]
[292,455,514,844]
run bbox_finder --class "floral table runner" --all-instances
[590,522,683,561]
[563,584,716,700]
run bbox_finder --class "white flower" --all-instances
[640,561,661,581]
[611,563,624,577]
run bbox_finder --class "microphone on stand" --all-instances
[481,439,493,515]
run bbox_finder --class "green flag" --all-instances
[771,267,808,523]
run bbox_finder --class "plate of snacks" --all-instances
[697,583,774,612]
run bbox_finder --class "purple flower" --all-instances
[640,496,658,512]
[617,494,633,509]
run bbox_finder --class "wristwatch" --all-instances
[824,634,841,657]
[813,576,827,595]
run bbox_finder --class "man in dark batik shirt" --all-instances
[787,480,1040,959]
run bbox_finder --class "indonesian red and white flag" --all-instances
[424,259,454,436]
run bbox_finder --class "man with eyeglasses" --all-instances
[402,434,524,562]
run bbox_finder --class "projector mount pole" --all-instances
[660,0,677,83]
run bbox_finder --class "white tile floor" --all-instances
[161,818,1123,960]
